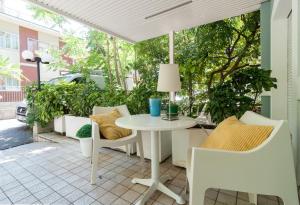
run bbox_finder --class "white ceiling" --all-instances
[26,0,263,43]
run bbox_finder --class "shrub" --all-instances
[206,67,277,124]
[25,82,102,127]
[25,80,159,127]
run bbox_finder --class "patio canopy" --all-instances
[27,0,263,43]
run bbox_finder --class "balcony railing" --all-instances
[0,86,25,102]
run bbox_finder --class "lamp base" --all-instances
[161,114,179,121]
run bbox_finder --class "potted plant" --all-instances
[76,124,92,157]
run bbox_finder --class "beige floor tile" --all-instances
[87,187,107,199]
[220,189,237,197]
[238,192,249,201]
[111,184,128,196]
[156,193,175,205]
[121,190,140,203]
[101,180,118,191]
[258,196,279,205]
[112,197,131,205]
[204,197,216,205]
[120,178,134,188]
[2,136,298,205]
[97,192,118,205]
[217,192,236,205]
[237,199,253,205]
[131,184,148,194]
[206,188,219,200]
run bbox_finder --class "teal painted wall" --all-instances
[260,1,272,118]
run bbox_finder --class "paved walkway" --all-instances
[0,134,288,205]
[0,119,33,150]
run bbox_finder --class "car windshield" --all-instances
[48,76,74,84]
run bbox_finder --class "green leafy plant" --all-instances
[76,124,92,138]
[25,83,71,127]
[206,67,277,124]
[25,82,102,127]
[67,82,102,117]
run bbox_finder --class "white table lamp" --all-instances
[157,64,181,92]
[157,64,181,120]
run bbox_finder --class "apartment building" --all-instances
[0,12,66,103]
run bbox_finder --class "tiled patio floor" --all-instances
[0,134,291,205]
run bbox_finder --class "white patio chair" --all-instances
[186,111,299,205]
[90,105,144,184]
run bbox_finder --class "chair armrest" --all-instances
[190,147,277,191]
[131,129,137,137]
[191,147,252,173]
[92,121,101,145]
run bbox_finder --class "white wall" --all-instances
[271,0,300,183]
[293,0,300,184]
[38,31,60,81]
[270,18,288,120]
[0,20,19,65]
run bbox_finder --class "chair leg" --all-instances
[184,178,189,200]
[137,136,144,162]
[248,193,257,205]
[125,144,130,156]
[90,146,99,185]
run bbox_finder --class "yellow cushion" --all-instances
[200,116,273,151]
[90,109,132,140]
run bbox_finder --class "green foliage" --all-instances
[0,55,22,80]
[25,83,69,127]
[76,124,92,138]
[67,82,102,117]
[27,5,67,29]
[28,7,267,122]
[25,82,102,126]
[25,80,159,126]
[206,67,277,124]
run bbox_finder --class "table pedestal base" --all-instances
[132,177,185,205]
[132,131,186,205]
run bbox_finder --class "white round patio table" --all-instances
[116,114,196,205]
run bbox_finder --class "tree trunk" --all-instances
[115,40,127,91]
[188,72,194,117]
[106,34,113,83]
[112,37,122,87]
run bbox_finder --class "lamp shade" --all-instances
[21,50,34,61]
[157,64,181,92]
[41,52,52,63]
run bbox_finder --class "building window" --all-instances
[27,38,57,54]
[27,38,38,52]
[0,31,18,50]
[0,75,20,91]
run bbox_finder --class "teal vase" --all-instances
[149,98,161,116]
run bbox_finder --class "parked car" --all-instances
[16,73,105,122]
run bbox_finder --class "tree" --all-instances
[200,12,260,92]
[27,5,68,29]
[175,11,261,116]
[206,67,277,123]
[28,4,264,119]
[0,56,22,79]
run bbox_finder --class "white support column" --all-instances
[169,31,175,102]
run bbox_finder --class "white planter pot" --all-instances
[54,116,66,134]
[79,137,92,157]
[172,128,213,168]
[65,115,91,139]
[137,130,172,162]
